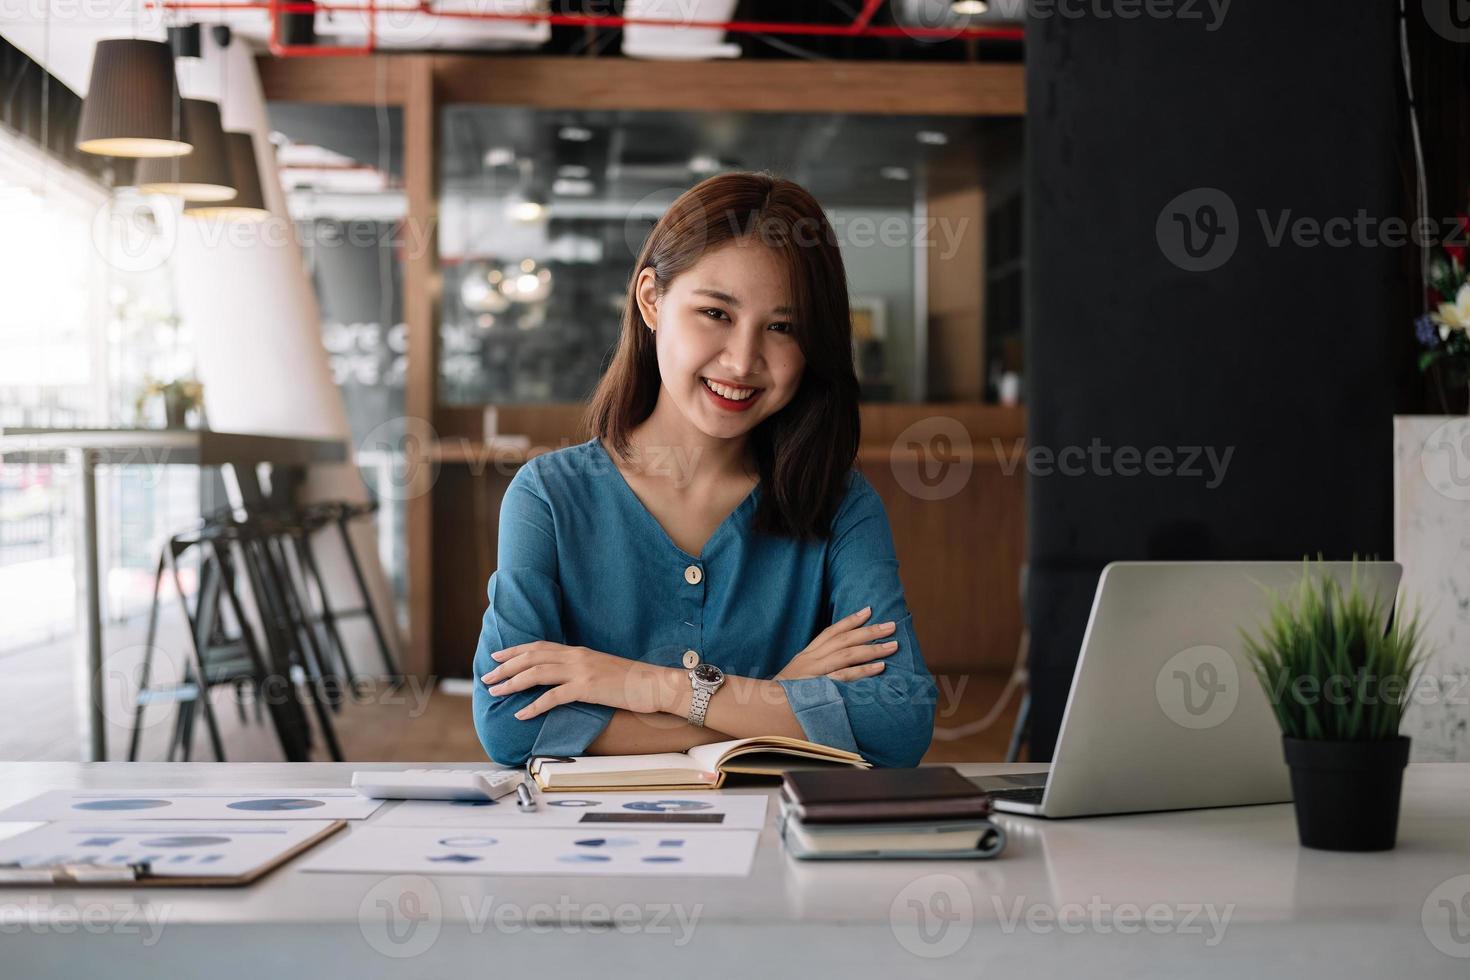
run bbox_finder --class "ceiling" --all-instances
[242,0,1025,61]
[1,1,1021,94]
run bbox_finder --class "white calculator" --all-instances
[351,768,524,802]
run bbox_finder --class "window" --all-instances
[0,127,200,651]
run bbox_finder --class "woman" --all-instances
[473,171,936,768]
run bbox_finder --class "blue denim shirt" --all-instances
[471,438,936,768]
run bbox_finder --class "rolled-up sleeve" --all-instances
[776,473,937,767]
[471,463,613,766]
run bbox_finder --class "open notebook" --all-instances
[529,736,870,791]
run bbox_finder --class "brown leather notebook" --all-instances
[781,766,992,824]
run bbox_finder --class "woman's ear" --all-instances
[634,267,659,331]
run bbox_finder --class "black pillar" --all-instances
[1024,2,1399,758]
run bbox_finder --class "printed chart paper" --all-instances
[376,792,769,831]
[0,821,335,877]
[0,790,384,822]
[300,826,759,877]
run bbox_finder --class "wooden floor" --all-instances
[1,611,1023,764]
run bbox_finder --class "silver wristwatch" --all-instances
[687,663,726,728]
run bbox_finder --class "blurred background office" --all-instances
[1,2,1466,766]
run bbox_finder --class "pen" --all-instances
[516,780,537,812]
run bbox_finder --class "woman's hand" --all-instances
[481,642,677,720]
[774,606,899,682]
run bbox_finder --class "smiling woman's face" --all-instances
[635,239,808,442]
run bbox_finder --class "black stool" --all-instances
[298,499,401,683]
[128,522,313,762]
[229,510,347,761]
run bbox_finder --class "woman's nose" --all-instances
[722,324,763,376]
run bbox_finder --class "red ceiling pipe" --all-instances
[851,0,884,31]
[152,0,1025,56]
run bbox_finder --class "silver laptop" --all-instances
[981,561,1404,818]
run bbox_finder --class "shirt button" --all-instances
[682,650,700,668]
[684,565,703,585]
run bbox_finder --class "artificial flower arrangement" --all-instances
[1415,212,1470,401]
[134,376,204,429]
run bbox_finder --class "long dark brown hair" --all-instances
[585,171,861,540]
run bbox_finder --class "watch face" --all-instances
[693,663,723,684]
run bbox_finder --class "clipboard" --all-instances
[0,820,347,887]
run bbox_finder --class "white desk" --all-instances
[2,762,1468,978]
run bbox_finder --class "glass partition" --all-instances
[435,106,1021,405]
[267,101,408,604]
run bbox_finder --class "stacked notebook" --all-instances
[778,767,1006,860]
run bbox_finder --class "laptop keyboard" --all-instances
[985,785,1047,805]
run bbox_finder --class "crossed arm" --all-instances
[471,465,935,768]
[478,605,903,754]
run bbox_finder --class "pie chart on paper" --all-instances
[622,800,713,813]
[226,798,328,812]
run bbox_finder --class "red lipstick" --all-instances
[700,377,764,413]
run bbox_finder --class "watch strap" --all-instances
[689,687,713,727]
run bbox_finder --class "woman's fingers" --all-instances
[482,646,570,683]
[828,661,887,682]
[818,619,897,652]
[814,605,872,641]
[810,623,897,662]
[482,654,530,684]
[514,685,575,720]
[840,621,897,646]
[487,663,564,696]
[833,639,898,667]
[485,639,579,677]
[808,639,898,677]
[779,609,893,680]
[489,640,554,662]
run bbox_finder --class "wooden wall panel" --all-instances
[857,404,1026,674]
[258,56,1024,116]
[257,55,408,104]
[432,57,1023,115]
[861,458,1024,675]
[926,184,986,401]
[432,465,514,680]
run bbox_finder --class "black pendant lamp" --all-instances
[76,39,191,158]
[184,131,268,222]
[134,99,235,201]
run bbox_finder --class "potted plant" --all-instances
[1241,562,1430,851]
[134,376,204,430]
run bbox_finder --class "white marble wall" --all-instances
[1394,416,1470,761]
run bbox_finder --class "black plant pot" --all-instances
[1282,735,1411,852]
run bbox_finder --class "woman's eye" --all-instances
[699,308,729,321]
[769,322,793,334]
